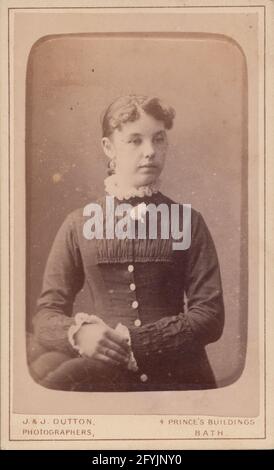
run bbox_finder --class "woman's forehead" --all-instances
[117,113,166,136]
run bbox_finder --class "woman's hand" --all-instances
[75,322,131,368]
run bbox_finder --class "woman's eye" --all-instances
[130,138,142,145]
[154,136,165,144]
[154,135,165,144]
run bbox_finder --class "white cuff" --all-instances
[68,312,103,355]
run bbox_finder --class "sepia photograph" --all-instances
[26,34,243,393]
[1,0,273,450]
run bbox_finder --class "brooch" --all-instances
[129,202,147,223]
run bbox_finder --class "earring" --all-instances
[107,158,116,176]
[109,158,116,171]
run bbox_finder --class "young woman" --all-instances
[29,94,225,392]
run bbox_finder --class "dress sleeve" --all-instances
[128,210,225,366]
[32,212,85,355]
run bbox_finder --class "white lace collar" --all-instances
[104,174,161,201]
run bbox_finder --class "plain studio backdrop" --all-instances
[26,33,247,388]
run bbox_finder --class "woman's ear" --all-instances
[101,137,115,160]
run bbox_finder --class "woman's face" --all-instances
[102,111,168,188]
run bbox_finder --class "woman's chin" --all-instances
[135,175,158,187]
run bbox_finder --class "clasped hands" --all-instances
[74,316,132,370]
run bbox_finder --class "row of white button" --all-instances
[128,265,170,383]
[128,265,142,327]
[128,266,161,383]
[128,265,145,379]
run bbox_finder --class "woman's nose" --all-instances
[143,141,155,158]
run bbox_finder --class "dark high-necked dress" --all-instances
[29,191,225,392]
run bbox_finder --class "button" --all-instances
[128,264,134,272]
[140,374,148,383]
[129,283,136,291]
[132,300,139,309]
[134,318,142,327]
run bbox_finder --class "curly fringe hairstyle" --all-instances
[101,94,176,138]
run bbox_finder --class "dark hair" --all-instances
[101,94,176,138]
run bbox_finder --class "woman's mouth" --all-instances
[139,164,158,170]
